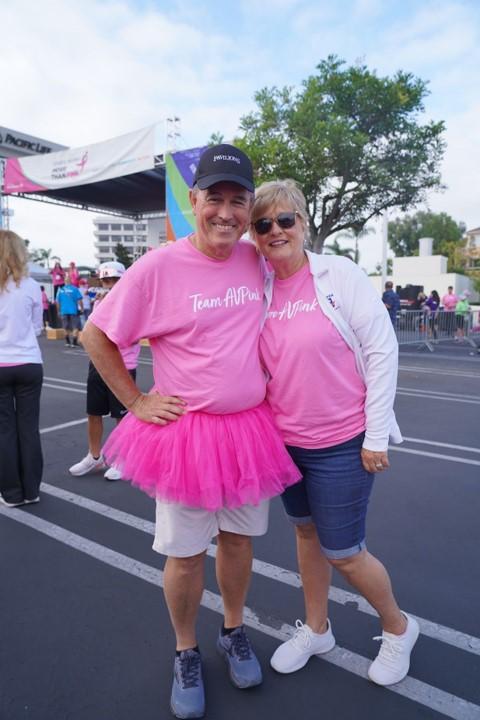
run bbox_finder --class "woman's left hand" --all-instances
[361,448,390,474]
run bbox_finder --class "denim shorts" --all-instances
[283,433,374,559]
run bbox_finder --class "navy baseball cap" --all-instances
[193,143,254,192]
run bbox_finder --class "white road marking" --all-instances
[44,376,87,386]
[40,418,88,434]
[389,447,480,466]
[397,387,480,401]
[0,506,478,720]
[402,437,480,455]
[43,383,86,394]
[399,365,480,380]
[396,391,480,405]
[40,483,480,657]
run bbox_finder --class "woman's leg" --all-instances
[0,368,23,503]
[329,550,405,634]
[295,523,331,633]
[14,364,44,500]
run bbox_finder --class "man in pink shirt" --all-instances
[441,285,458,337]
[82,144,299,719]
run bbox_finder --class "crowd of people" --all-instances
[1,142,477,719]
[382,281,472,340]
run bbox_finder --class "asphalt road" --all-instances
[1,336,479,720]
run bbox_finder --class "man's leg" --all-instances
[216,531,252,628]
[154,503,210,718]
[72,315,81,345]
[87,415,103,458]
[163,552,206,650]
[214,505,267,688]
[63,316,71,345]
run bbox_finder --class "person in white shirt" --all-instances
[0,230,43,507]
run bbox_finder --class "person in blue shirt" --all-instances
[56,273,83,346]
[382,281,400,326]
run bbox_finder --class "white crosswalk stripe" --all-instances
[1,503,479,720]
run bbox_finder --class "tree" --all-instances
[336,222,374,264]
[388,211,467,271]
[29,246,53,267]
[208,132,225,145]
[114,242,132,268]
[323,238,354,260]
[236,55,445,252]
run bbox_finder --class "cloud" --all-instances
[2,0,479,269]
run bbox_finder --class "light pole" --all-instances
[381,210,389,289]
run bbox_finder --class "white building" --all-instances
[368,236,479,301]
[92,214,166,265]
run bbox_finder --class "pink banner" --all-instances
[4,157,47,193]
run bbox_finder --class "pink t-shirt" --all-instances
[260,264,366,448]
[442,292,458,311]
[69,268,80,287]
[90,238,266,414]
[90,294,140,370]
[120,342,140,370]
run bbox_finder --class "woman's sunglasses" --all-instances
[252,211,299,236]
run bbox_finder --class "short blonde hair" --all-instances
[0,230,29,292]
[251,179,310,241]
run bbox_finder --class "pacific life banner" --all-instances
[3,126,155,194]
[165,146,206,241]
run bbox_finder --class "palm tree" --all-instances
[323,238,355,260]
[37,248,53,268]
[30,247,53,268]
[336,223,374,264]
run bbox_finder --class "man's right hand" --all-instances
[129,392,187,425]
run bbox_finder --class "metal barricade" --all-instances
[465,308,480,350]
[395,308,480,351]
[395,310,433,350]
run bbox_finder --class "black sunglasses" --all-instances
[252,211,299,235]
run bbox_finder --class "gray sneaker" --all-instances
[216,626,262,689]
[170,649,205,719]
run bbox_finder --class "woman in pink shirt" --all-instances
[68,261,80,287]
[50,261,65,299]
[251,180,418,687]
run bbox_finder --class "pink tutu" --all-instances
[102,401,301,511]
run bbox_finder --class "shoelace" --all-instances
[290,620,312,651]
[229,629,253,661]
[178,652,201,689]
[372,635,404,668]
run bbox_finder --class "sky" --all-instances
[1,0,479,272]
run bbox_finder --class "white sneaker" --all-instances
[104,466,122,481]
[368,612,420,686]
[0,495,25,508]
[69,453,105,476]
[270,619,335,673]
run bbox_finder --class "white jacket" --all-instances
[264,251,402,452]
[0,277,43,364]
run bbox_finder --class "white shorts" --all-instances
[152,499,270,558]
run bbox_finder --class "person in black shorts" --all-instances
[69,262,140,481]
